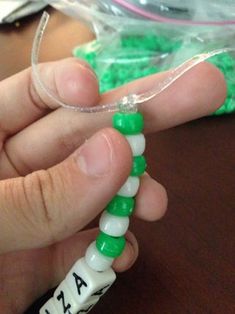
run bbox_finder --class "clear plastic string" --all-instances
[134,49,234,104]
[32,12,234,113]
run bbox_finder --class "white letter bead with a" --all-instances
[99,210,129,237]
[117,176,140,197]
[125,134,146,156]
[65,257,116,304]
[85,241,114,272]
[39,298,58,314]
[53,280,99,314]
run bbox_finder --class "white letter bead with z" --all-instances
[53,280,99,314]
[85,241,114,272]
[65,257,116,304]
[99,210,129,237]
[39,298,58,314]
[125,134,146,156]
[117,176,140,197]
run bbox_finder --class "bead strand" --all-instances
[40,111,146,314]
[85,112,146,272]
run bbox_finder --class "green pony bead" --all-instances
[131,155,147,176]
[96,232,126,258]
[112,112,144,135]
[106,195,135,217]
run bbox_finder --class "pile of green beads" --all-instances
[84,111,146,272]
[208,53,235,115]
[73,34,181,94]
[73,34,235,115]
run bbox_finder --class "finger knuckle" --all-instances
[22,170,58,244]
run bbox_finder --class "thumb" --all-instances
[0,128,132,254]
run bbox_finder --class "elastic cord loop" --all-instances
[31,12,234,113]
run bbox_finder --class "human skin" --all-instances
[0,58,226,313]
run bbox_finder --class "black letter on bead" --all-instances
[45,311,50,314]
[92,284,110,297]
[56,291,72,314]
[73,272,88,295]
[77,305,93,313]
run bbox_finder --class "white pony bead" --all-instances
[85,241,114,272]
[125,134,146,156]
[65,257,116,304]
[118,176,140,197]
[99,211,129,237]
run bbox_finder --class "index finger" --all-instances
[1,62,226,178]
[0,58,99,139]
[101,62,227,133]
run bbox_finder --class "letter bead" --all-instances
[65,258,116,304]
[53,280,99,314]
[39,298,58,314]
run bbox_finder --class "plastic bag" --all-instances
[42,1,235,114]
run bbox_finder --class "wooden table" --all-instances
[0,8,234,314]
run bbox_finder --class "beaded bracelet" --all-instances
[33,12,231,314]
[40,111,146,314]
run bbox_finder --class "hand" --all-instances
[0,58,226,313]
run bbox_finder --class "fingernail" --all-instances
[76,133,113,177]
[54,62,98,106]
